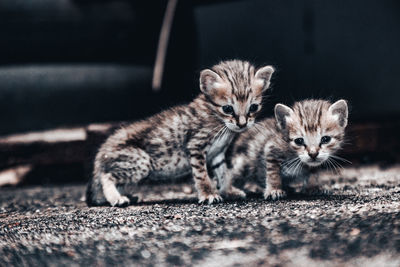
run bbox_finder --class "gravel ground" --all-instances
[1,164,400,266]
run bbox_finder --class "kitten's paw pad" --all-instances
[264,189,287,201]
[303,187,331,196]
[110,196,130,207]
[198,193,223,204]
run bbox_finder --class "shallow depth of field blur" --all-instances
[1,1,400,266]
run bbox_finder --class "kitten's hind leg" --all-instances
[101,173,131,206]
[86,172,130,207]
[86,148,152,207]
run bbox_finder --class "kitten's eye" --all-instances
[294,138,304,146]
[222,105,234,114]
[321,136,331,144]
[249,104,259,113]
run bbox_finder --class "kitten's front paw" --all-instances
[198,193,223,204]
[264,189,287,201]
[221,186,247,199]
[303,186,331,196]
[109,195,130,207]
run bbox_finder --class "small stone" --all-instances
[350,228,360,236]
[141,250,151,259]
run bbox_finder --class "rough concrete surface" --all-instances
[1,164,400,266]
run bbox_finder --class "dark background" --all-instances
[2,3,400,265]
[1,0,399,135]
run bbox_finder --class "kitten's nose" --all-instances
[308,152,319,160]
[237,116,247,128]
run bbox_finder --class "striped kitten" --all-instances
[86,60,274,206]
[226,99,348,200]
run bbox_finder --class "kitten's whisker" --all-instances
[293,160,303,177]
[216,126,228,144]
[287,157,300,165]
[286,158,301,176]
[208,124,224,137]
[330,160,340,174]
[325,159,336,174]
[286,159,298,175]
[281,158,299,170]
[329,157,342,168]
[289,160,299,177]
[212,125,226,142]
[297,162,304,177]
[281,160,297,173]
[324,158,332,172]
[327,158,340,174]
[329,157,344,170]
[330,155,352,164]
[216,127,226,142]
[281,157,299,166]
[211,128,222,142]
[328,160,337,174]
[322,160,328,172]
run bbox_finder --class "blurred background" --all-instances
[0,0,399,186]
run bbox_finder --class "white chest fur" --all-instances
[207,130,235,161]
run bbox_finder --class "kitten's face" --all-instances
[275,99,348,167]
[200,60,274,133]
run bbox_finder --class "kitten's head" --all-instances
[275,99,348,167]
[200,60,274,132]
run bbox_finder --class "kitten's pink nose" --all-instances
[308,152,319,160]
[237,116,247,128]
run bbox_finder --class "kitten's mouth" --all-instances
[232,127,248,133]
[305,159,324,167]
[307,162,322,167]
[226,125,248,133]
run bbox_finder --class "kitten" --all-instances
[86,60,274,206]
[226,99,349,200]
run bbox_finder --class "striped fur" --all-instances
[86,60,274,206]
[226,99,349,200]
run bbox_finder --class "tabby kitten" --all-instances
[86,60,274,206]
[226,99,348,200]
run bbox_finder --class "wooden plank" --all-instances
[0,120,398,186]
[0,124,116,170]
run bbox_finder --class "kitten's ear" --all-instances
[254,65,275,92]
[328,99,348,128]
[274,103,294,130]
[199,69,224,95]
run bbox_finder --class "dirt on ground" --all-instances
[1,164,400,266]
